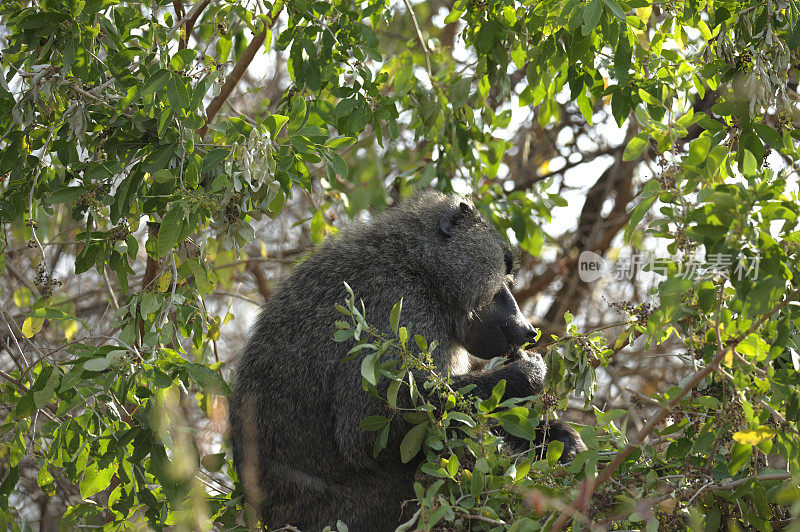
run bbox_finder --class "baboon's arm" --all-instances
[449,353,544,401]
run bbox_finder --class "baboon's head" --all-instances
[406,193,508,309]
[397,191,535,356]
[462,283,537,358]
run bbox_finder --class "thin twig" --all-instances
[70,84,131,118]
[212,291,263,306]
[2,314,30,368]
[686,480,714,505]
[102,267,120,310]
[624,387,662,407]
[718,472,792,489]
[456,512,505,525]
[401,0,433,80]
[0,367,27,393]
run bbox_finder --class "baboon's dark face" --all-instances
[463,284,537,359]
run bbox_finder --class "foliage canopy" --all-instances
[1,0,800,529]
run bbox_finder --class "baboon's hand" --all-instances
[507,347,532,361]
[499,351,544,398]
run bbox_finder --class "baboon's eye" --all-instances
[504,250,514,275]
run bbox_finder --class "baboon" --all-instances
[229,191,584,530]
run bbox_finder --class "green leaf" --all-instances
[139,292,160,316]
[48,186,84,204]
[347,105,370,133]
[310,209,326,244]
[602,0,627,21]
[735,333,768,361]
[119,84,139,110]
[74,243,99,275]
[141,69,171,99]
[158,107,173,135]
[743,277,784,317]
[448,411,476,427]
[201,453,226,472]
[789,20,800,49]
[712,98,749,117]
[143,144,176,173]
[732,426,778,446]
[447,454,460,477]
[216,35,232,61]
[400,422,428,463]
[170,48,197,71]
[14,391,35,419]
[480,379,506,412]
[327,152,348,178]
[185,162,199,189]
[202,148,230,171]
[335,98,359,118]
[502,5,516,25]
[325,136,357,149]
[475,23,495,53]
[80,463,116,499]
[83,356,110,372]
[157,208,183,256]
[288,96,307,131]
[450,77,471,109]
[152,169,174,183]
[444,8,464,24]
[623,133,649,161]
[614,34,632,84]
[580,426,599,449]
[360,352,380,386]
[624,179,659,242]
[637,88,660,106]
[414,334,427,351]
[360,415,390,431]
[389,299,402,334]
[496,410,536,440]
[546,440,565,465]
[185,363,232,396]
[576,92,593,125]
[387,380,401,408]
[470,469,484,496]
[755,124,783,150]
[684,136,711,166]
[167,74,190,110]
[265,114,289,138]
[582,0,603,35]
[21,316,43,338]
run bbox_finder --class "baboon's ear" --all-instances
[439,201,471,236]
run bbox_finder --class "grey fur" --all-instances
[229,191,571,530]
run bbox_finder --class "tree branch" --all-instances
[165,0,212,42]
[198,11,281,137]
[247,258,272,302]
